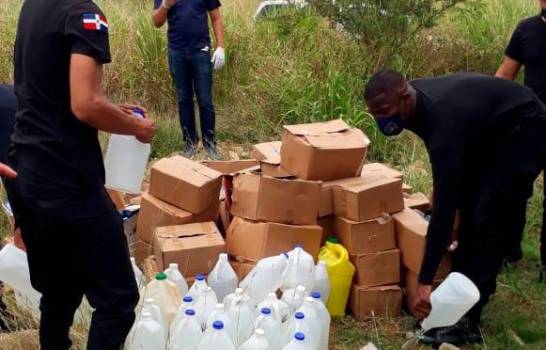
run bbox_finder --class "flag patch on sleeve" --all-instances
[82,13,109,32]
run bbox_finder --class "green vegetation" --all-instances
[0,0,545,348]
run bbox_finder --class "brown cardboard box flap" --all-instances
[404,192,431,212]
[226,216,323,261]
[351,249,401,287]
[284,119,350,135]
[251,141,282,162]
[154,156,222,187]
[231,174,321,225]
[284,120,371,150]
[260,162,293,178]
[361,162,403,179]
[319,177,369,217]
[201,160,260,176]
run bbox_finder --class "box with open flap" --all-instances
[349,284,402,319]
[251,141,293,178]
[226,216,323,261]
[280,119,370,181]
[360,162,403,179]
[136,192,219,243]
[153,221,226,277]
[231,173,321,225]
[149,156,222,214]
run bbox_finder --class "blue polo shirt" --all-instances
[154,0,221,51]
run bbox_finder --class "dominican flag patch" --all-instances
[82,13,109,32]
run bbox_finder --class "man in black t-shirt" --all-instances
[496,0,546,277]
[365,70,546,347]
[7,0,156,349]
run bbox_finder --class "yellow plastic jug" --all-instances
[318,240,355,317]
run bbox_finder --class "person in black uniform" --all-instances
[6,1,156,349]
[364,70,546,347]
[0,85,16,163]
[496,0,546,277]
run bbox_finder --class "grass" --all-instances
[1,0,545,349]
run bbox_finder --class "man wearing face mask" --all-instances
[495,0,546,276]
[365,70,546,347]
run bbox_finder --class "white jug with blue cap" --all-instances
[169,308,203,350]
[283,332,311,350]
[197,320,235,350]
[170,295,195,335]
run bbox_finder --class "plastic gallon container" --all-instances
[310,292,330,350]
[104,108,150,194]
[188,273,208,301]
[283,312,315,349]
[208,253,238,302]
[283,246,315,292]
[131,257,145,290]
[239,328,270,350]
[318,241,355,317]
[258,292,291,324]
[127,312,167,350]
[227,296,256,347]
[255,308,283,350]
[312,261,330,304]
[145,272,182,324]
[170,295,195,335]
[169,309,202,350]
[206,303,236,343]
[281,285,307,314]
[282,332,310,350]
[194,286,218,329]
[197,320,235,350]
[165,263,189,297]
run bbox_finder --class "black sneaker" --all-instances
[419,318,483,348]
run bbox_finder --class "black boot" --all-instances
[419,318,483,348]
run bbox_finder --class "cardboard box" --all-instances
[402,183,413,194]
[153,222,226,277]
[280,119,370,181]
[218,200,231,234]
[333,175,404,222]
[404,192,431,213]
[201,160,260,176]
[350,285,402,319]
[251,141,293,178]
[149,156,222,214]
[131,239,152,265]
[319,177,369,217]
[136,192,219,243]
[318,216,336,243]
[336,216,396,255]
[404,269,443,316]
[227,216,323,261]
[231,174,321,225]
[229,258,256,281]
[351,249,400,287]
[393,208,452,277]
[361,163,402,179]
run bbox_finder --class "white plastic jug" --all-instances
[170,295,195,335]
[188,274,208,301]
[169,309,203,350]
[283,246,315,292]
[194,286,218,329]
[145,272,182,324]
[206,303,236,343]
[165,263,189,297]
[227,296,256,347]
[310,292,330,350]
[0,244,40,315]
[421,272,481,331]
[131,257,145,290]
[239,328,270,350]
[241,254,289,303]
[281,285,307,314]
[141,298,167,339]
[283,312,316,349]
[255,308,283,350]
[258,292,291,324]
[283,332,310,350]
[127,312,167,350]
[295,297,322,350]
[197,320,235,350]
[224,287,255,311]
[312,262,330,304]
[104,108,150,194]
[208,254,238,302]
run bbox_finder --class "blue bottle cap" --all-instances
[261,307,271,315]
[295,312,305,320]
[185,309,196,316]
[183,296,193,303]
[196,274,205,281]
[295,332,305,341]
[213,320,224,330]
[311,291,321,299]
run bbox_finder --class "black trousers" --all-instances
[452,117,546,325]
[5,159,139,350]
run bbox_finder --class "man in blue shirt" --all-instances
[153,0,225,159]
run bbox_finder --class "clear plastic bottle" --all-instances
[208,254,238,302]
[127,312,166,350]
[169,309,203,350]
[197,320,235,350]
[206,303,236,344]
[283,246,315,292]
[255,308,283,350]
[239,328,270,350]
[164,263,189,297]
[312,261,330,304]
[241,254,289,303]
[282,332,310,350]
[257,292,291,324]
[194,286,218,329]
[281,285,307,314]
[145,272,182,324]
[224,287,255,312]
[310,292,330,350]
[170,295,195,336]
[188,273,208,301]
[283,312,315,349]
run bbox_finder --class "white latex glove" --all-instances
[211,47,225,71]
[161,0,177,10]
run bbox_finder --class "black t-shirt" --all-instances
[505,16,546,103]
[407,73,546,284]
[12,0,111,190]
[0,85,16,164]
[153,0,221,51]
